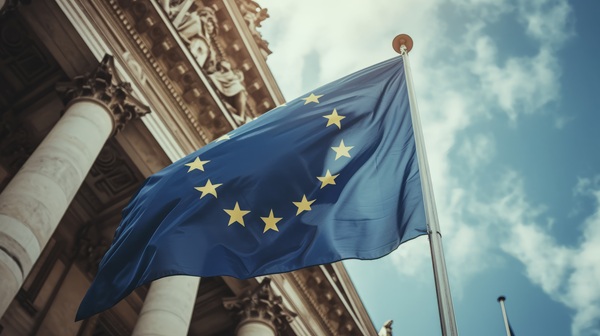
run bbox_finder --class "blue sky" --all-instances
[258,0,600,335]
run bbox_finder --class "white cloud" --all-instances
[472,45,560,121]
[260,0,443,99]
[259,0,571,262]
[575,176,600,196]
[473,172,600,336]
[555,115,574,129]
[516,0,574,46]
[457,133,495,170]
[563,179,600,336]
[257,0,589,333]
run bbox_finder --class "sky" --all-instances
[257,0,600,335]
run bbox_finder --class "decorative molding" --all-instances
[89,142,140,199]
[329,263,379,335]
[222,0,284,107]
[158,0,256,126]
[61,0,283,146]
[290,269,337,335]
[73,139,145,218]
[56,54,150,134]
[108,0,231,140]
[289,267,365,335]
[122,51,148,86]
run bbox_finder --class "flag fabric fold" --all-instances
[77,56,427,320]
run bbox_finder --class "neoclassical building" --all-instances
[0,0,389,335]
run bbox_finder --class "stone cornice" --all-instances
[104,0,285,137]
[103,0,223,145]
[285,266,374,336]
[52,0,211,156]
[49,0,286,154]
[329,263,379,335]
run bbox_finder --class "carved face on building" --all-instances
[198,7,217,35]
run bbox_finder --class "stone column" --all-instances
[223,278,296,336]
[132,276,200,336]
[0,54,149,317]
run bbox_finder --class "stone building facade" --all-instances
[0,0,386,334]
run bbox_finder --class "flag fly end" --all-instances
[392,34,413,54]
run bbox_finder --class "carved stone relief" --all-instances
[123,51,149,86]
[158,0,253,126]
[73,139,145,217]
[115,0,230,139]
[234,0,272,56]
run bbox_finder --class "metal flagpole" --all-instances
[497,296,512,336]
[393,34,459,336]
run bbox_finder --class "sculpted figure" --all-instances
[159,0,250,124]
[236,0,269,34]
[209,61,249,124]
[235,0,271,54]
[160,0,218,70]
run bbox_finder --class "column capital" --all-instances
[56,54,150,134]
[223,278,296,334]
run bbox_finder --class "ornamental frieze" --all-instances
[109,0,277,138]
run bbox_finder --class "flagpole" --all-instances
[497,296,512,336]
[393,34,459,336]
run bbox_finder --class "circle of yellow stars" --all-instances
[184,92,353,234]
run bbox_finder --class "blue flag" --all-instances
[76,56,427,320]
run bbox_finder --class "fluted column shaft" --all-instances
[0,54,148,318]
[132,276,200,336]
[0,99,113,316]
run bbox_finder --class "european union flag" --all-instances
[76,56,427,320]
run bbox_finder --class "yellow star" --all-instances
[293,195,316,215]
[185,157,210,172]
[261,210,282,233]
[323,109,345,129]
[331,139,354,160]
[194,179,222,199]
[216,134,230,142]
[224,202,250,226]
[317,170,339,189]
[302,93,323,105]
